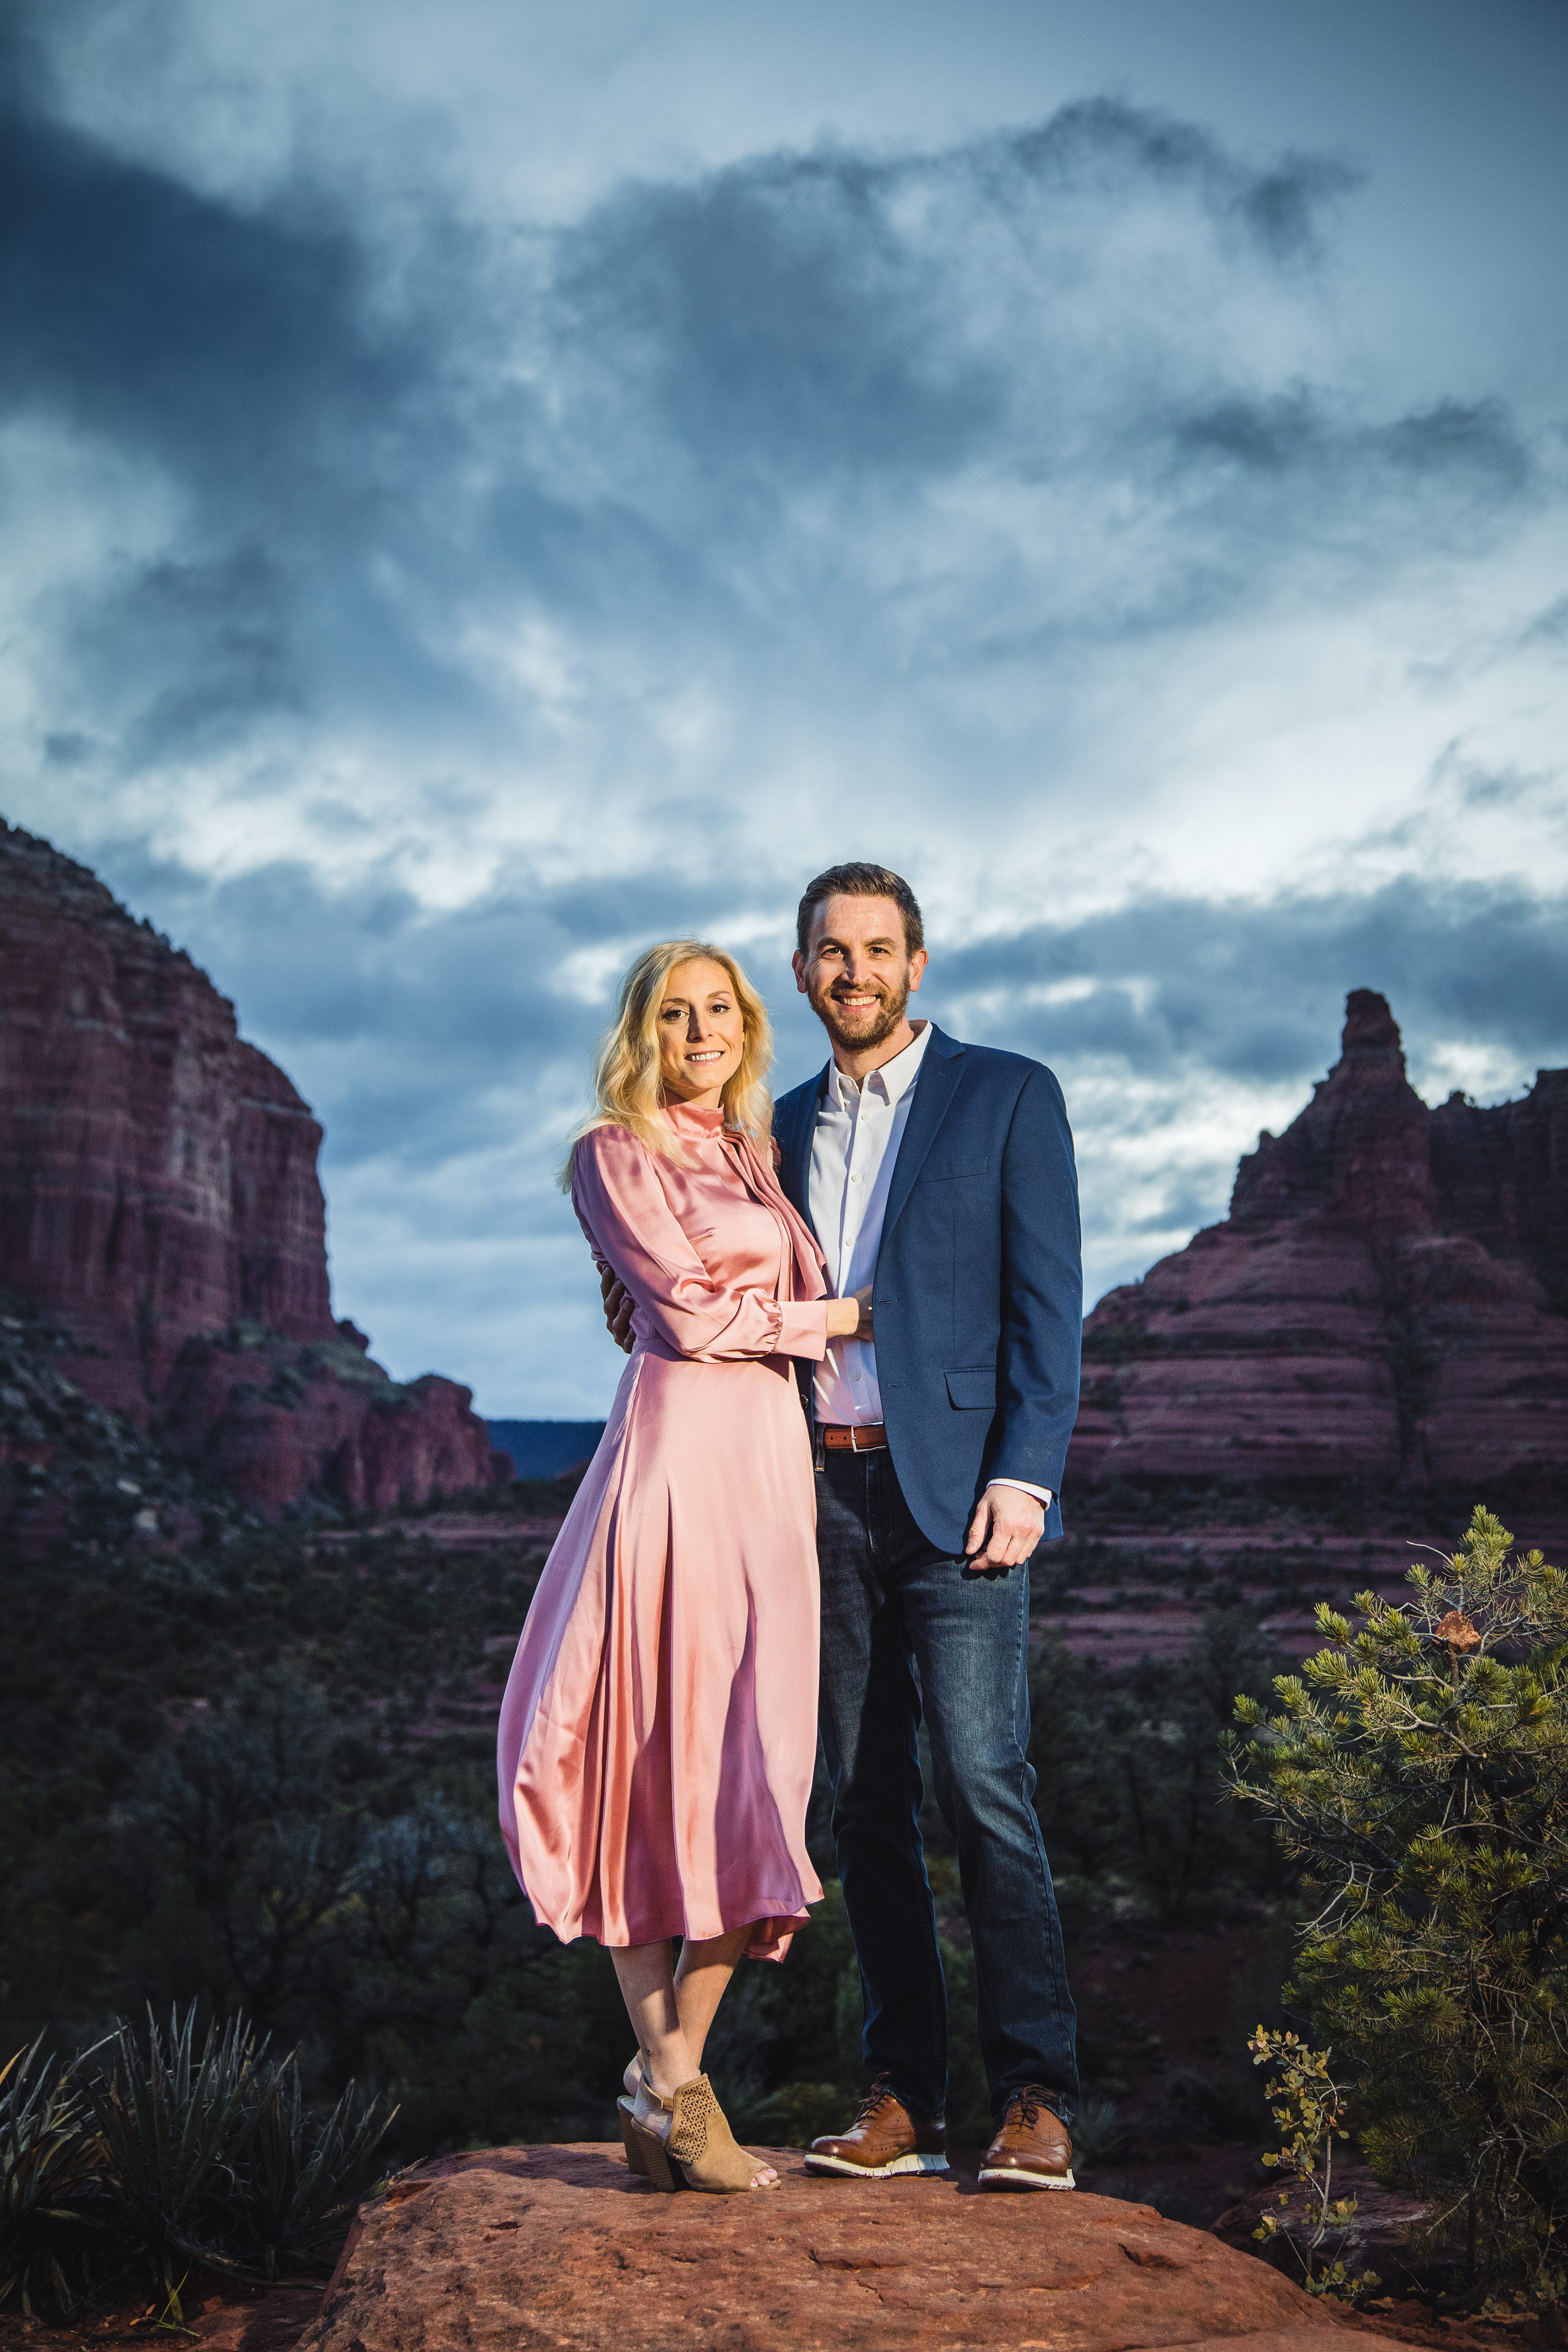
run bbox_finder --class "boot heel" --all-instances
[618,2100,648,2176]
[624,2113,682,2192]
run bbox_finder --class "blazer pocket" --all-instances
[945,1368,997,1410]
[919,1163,990,1185]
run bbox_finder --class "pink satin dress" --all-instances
[496,1102,830,1960]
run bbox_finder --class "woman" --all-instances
[496,940,870,2193]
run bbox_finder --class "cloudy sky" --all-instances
[5,0,1567,1415]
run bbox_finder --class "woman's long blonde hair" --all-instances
[561,939,774,1189]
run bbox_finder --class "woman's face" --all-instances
[656,958,746,1108]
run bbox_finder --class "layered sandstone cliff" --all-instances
[1070,991,1568,1493]
[0,822,507,1515]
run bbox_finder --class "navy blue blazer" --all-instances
[772,1023,1082,1557]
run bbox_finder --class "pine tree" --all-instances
[1227,1507,1568,2306]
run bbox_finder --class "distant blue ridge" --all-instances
[487,1419,605,1478]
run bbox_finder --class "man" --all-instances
[604,862,1082,2189]
[776,862,1081,2191]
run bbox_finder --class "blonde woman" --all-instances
[496,941,870,2193]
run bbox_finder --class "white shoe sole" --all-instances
[803,2149,950,2179]
[977,2166,1076,2190]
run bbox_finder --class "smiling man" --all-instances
[772,861,1083,2192]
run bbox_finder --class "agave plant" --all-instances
[83,2007,268,2299]
[0,2038,108,2319]
[1067,2095,1128,2170]
[8,2011,396,2308]
[237,2062,395,2279]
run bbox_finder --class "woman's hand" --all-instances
[825,1286,874,1342]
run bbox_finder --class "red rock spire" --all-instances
[1230,989,1435,1240]
[1070,988,1568,1494]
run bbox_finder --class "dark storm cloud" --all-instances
[2,34,1539,782]
[96,838,805,1172]
[1,12,510,758]
[1524,595,1568,648]
[8,9,1563,1400]
[1009,99,1356,260]
[0,97,399,488]
[942,876,1568,1090]
[553,98,1353,477]
[106,548,304,758]
[556,104,1373,508]
[101,841,1568,1209]
[1174,392,1528,493]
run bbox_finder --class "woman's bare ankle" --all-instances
[638,2042,697,2103]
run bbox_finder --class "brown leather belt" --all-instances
[821,1423,888,1451]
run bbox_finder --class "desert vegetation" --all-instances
[8,1436,1565,2316]
[0,1478,1292,2174]
[1231,1508,1568,2310]
[0,2010,389,2320]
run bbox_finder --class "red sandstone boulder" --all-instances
[0,823,507,1517]
[1070,991,1568,1493]
[301,2143,1406,2352]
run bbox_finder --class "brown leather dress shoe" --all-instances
[805,2078,949,2178]
[978,2086,1076,2190]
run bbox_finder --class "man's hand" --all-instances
[962,1486,1045,1577]
[825,1284,875,1342]
[600,1264,635,1354]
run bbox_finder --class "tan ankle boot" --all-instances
[624,2074,772,2194]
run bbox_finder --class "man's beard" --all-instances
[812,977,910,1054]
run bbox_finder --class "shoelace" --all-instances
[1007,2087,1047,2132]
[851,2080,901,2132]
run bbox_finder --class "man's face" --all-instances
[793,893,928,1054]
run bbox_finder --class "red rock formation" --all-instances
[1071,991,1568,1494]
[301,2141,1408,2352]
[0,822,335,1405]
[159,1327,510,1516]
[0,822,508,1514]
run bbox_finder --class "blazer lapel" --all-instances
[779,1067,829,1223]
[880,1026,966,1247]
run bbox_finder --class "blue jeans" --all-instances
[815,1442,1078,2125]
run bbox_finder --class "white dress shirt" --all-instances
[808,1022,1052,1511]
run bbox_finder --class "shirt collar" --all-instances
[826,1019,933,1111]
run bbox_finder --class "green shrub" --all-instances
[1,1503,1302,2160]
[1228,1507,1568,2307]
[0,2038,108,2320]
[1247,2027,1378,2303]
[1067,2095,1128,2169]
[235,2062,395,2280]
[0,2009,391,2318]
[85,2009,268,2295]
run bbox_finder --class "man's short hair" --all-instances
[795,863,925,958]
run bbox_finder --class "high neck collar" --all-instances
[662,1099,728,1136]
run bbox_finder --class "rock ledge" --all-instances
[302,2142,1407,2352]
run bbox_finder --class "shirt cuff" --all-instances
[776,1299,830,1361]
[986,1477,1054,1508]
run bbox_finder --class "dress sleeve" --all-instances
[573,1128,829,1363]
